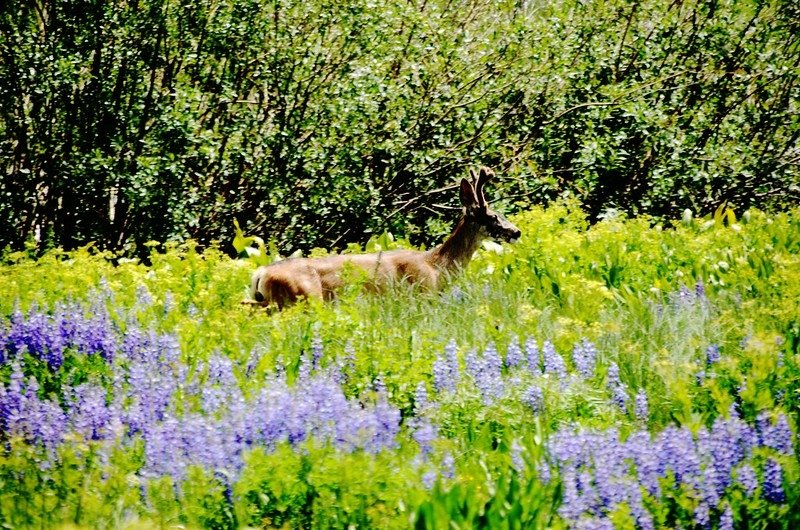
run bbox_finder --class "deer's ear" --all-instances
[459,178,478,207]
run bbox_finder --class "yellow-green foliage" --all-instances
[0,204,798,528]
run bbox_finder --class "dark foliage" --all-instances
[1,0,798,256]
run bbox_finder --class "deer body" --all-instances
[246,167,520,309]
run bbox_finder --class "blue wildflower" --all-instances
[695,280,706,299]
[705,344,720,365]
[413,420,437,455]
[422,470,437,490]
[605,363,627,412]
[505,336,523,369]
[433,340,459,393]
[311,335,324,370]
[510,439,525,474]
[634,389,648,421]
[414,382,429,413]
[573,517,615,530]
[522,384,544,414]
[762,457,785,503]
[735,464,758,497]
[694,501,711,529]
[542,341,566,380]
[572,339,597,378]
[441,452,455,479]
[483,342,502,375]
[626,430,661,498]
[0,363,67,450]
[525,337,541,375]
[68,383,112,441]
[719,504,734,530]
[558,468,585,522]
[465,345,504,404]
[758,412,793,455]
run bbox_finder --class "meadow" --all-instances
[1,202,798,529]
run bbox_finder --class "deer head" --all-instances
[459,167,521,243]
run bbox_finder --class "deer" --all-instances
[244,167,521,310]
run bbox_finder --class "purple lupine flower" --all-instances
[758,412,794,455]
[0,361,26,433]
[605,363,627,412]
[414,382,429,413]
[202,354,242,416]
[142,414,185,479]
[626,430,661,498]
[0,363,67,449]
[433,339,459,393]
[542,341,566,380]
[573,517,615,530]
[162,292,175,315]
[591,430,628,508]
[447,285,465,303]
[536,458,552,485]
[625,479,654,530]
[506,336,523,369]
[719,504,734,530]
[576,470,600,513]
[441,452,455,479]
[413,419,437,455]
[522,384,544,414]
[483,343,503,375]
[694,501,711,529]
[762,457,785,503]
[365,395,401,453]
[311,335,324,370]
[120,330,184,435]
[696,369,706,385]
[558,468,585,522]
[332,341,356,385]
[677,284,693,306]
[694,429,722,508]
[705,344,720,365]
[695,280,706,299]
[511,439,525,474]
[634,389,648,421]
[136,285,154,307]
[657,426,702,488]
[245,348,261,377]
[297,351,313,382]
[735,464,758,497]
[68,383,112,441]
[34,397,70,453]
[7,305,65,368]
[705,410,756,496]
[525,337,542,375]
[422,470,437,490]
[465,344,504,404]
[572,339,597,378]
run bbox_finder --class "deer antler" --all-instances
[474,167,494,208]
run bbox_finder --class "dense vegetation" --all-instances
[2,0,799,256]
[0,204,798,528]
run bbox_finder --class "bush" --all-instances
[1,0,798,257]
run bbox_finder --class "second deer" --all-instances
[245,167,521,309]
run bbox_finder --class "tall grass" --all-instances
[0,203,798,528]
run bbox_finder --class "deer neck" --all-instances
[429,216,484,272]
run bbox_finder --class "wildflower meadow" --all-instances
[1,202,798,529]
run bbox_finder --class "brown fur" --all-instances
[244,167,520,310]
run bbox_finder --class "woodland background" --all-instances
[1,0,799,256]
